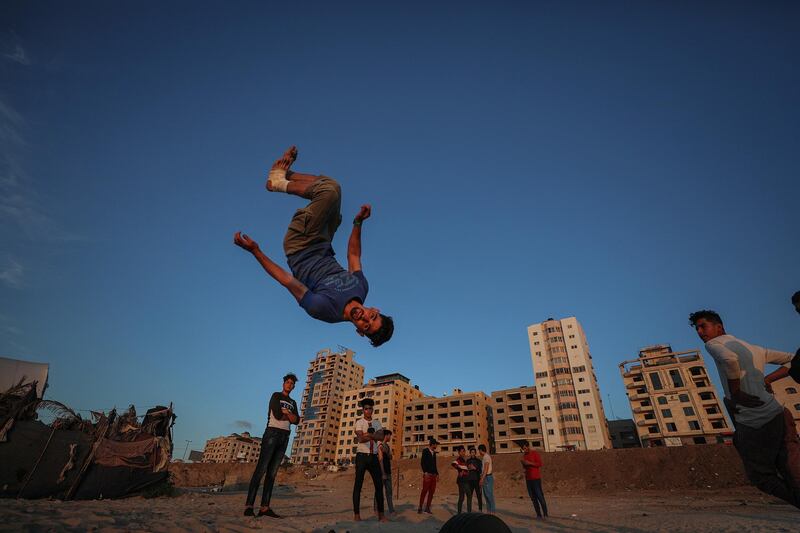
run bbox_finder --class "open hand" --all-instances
[355,204,371,223]
[234,232,260,253]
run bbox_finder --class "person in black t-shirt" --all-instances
[244,373,299,519]
[466,446,483,512]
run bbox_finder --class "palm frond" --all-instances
[37,399,81,421]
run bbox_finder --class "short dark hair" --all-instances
[519,440,530,448]
[367,314,394,347]
[478,444,487,452]
[383,429,392,437]
[688,310,723,327]
[283,373,298,383]
[454,445,465,452]
[468,446,476,451]
[359,397,375,407]
[792,291,800,304]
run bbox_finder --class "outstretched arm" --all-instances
[234,232,308,302]
[347,204,371,273]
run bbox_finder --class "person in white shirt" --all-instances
[352,397,387,522]
[478,444,495,514]
[691,310,800,509]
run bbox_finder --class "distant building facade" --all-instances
[402,389,492,458]
[527,316,612,451]
[767,375,800,437]
[490,385,543,453]
[607,419,641,449]
[291,347,365,464]
[336,373,425,463]
[619,344,730,447]
[202,432,261,463]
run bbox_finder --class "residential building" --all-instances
[619,344,730,447]
[202,432,262,463]
[490,385,543,453]
[335,373,425,463]
[527,316,612,451]
[608,419,641,449]
[402,389,492,458]
[768,375,800,436]
[291,347,365,464]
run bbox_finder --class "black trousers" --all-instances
[735,411,800,509]
[457,480,472,513]
[526,478,548,517]
[245,427,289,508]
[353,452,384,514]
[469,479,483,511]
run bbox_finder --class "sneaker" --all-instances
[243,508,255,517]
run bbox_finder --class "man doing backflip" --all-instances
[234,146,394,347]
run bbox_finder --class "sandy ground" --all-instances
[1,484,798,532]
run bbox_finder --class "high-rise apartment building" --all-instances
[291,347,364,464]
[490,385,543,454]
[527,316,612,451]
[202,432,262,463]
[402,389,492,458]
[335,373,425,463]
[619,344,730,447]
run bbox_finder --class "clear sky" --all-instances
[1,1,797,455]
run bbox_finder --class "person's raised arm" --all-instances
[234,232,307,302]
[347,205,371,273]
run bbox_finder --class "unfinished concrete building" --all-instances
[490,385,543,453]
[402,389,492,458]
[620,344,731,447]
[335,373,425,463]
[290,347,364,464]
[202,432,262,463]
[528,316,612,451]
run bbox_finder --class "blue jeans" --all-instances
[526,478,548,517]
[245,427,289,507]
[482,474,495,513]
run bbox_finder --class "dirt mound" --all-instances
[170,444,748,495]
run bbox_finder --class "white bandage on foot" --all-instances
[268,168,290,193]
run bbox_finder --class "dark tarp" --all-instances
[0,420,92,499]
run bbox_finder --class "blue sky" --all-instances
[1,1,797,455]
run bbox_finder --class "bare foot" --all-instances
[353,513,361,521]
[378,513,389,523]
[266,146,298,191]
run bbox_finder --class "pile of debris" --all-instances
[0,357,176,500]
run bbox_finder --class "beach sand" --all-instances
[1,484,797,532]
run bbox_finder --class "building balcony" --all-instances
[629,392,649,401]
[633,405,653,414]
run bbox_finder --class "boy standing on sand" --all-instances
[243,373,299,518]
[520,441,547,519]
[352,397,387,522]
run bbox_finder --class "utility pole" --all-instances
[182,440,192,461]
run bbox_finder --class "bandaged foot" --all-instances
[266,145,297,192]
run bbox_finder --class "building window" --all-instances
[669,369,684,388]
[679,394,689,402]
[688,420,701,430]
[649,373,663,390]
[657,397,667,405]
[661,409,672,418]
[683,407,695,417]
[666,423,677,432]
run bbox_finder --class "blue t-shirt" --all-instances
[287,242,369,323]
